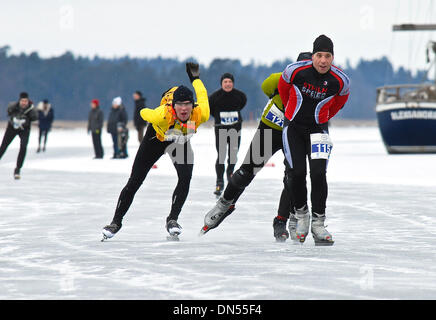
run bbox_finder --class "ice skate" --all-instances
[273,216,289,242]
[200,197,234,235]
[311,213,334,246]
[101,222,122,241]
[13,168,21,180]
[288,212,298,241]
[295,205,310,243]
[213,183,224,197]
[166,220,182,241]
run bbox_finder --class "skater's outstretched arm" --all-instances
[192,79,209,123]
[186,62,209,124]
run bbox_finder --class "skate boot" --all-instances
[213,182,224,197]
[166,219,182,241]
[311,213,334,246]
[14,168,21,180]
[101,221,122,241]
[273,216,289,242]
[295,205,310,243]
[200,197,234,235]
[288,212,298,241]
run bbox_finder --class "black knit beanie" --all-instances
[19,92,29,99]
[220,73,234,84]
[312,35,334,55]
[172,86,194,104]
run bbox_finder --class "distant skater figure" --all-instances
[0,92,38,179]
[133,90,148,143]
[208,73,247,196]
[37,99,54,153]
[88,99,104,159]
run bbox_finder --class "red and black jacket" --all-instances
[278,60,350,126]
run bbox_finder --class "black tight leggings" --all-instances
[214,123,242,185]
[0,124,30,170]
[38,129,49,148]
[282,122,329,215]
[112,125,193,225]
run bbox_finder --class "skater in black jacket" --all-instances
[0,92,38,179]
[209,73,247,195]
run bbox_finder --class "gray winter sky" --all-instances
[1,0,435,74]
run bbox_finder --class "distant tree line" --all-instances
[0,45,429,121]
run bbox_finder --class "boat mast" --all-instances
[393,24,436,82]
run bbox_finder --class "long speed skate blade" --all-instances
[314,239,334,246]
[166,235,180,241]
[313,235,334,246]
[275,233,289,243]
[275,236,287,243]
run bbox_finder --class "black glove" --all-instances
[186,62,200,82]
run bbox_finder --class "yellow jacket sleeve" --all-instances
[192,79,210,124]
[140,105,167,124]
[261,73,281,98]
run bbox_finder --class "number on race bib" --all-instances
[310,133,333,160]
[264,101,284,128]
[220,111,239,125]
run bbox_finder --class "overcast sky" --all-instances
[1,0,435,74]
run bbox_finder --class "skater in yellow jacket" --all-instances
[102,62,209,240]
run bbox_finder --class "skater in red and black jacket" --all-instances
[278,34,350,245]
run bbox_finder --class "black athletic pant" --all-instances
[91,131,104,158]
[112,125,193,225]
[223,121,294,218]
[214,122,242,186]
[0,123,30,170]
[282,121,329,216]
[38,128,49,149]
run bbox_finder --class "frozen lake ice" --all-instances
[0,124,435,299]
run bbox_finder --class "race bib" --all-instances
[264,100,284,128]
[220,111,239,125]
[310,133,333,160]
